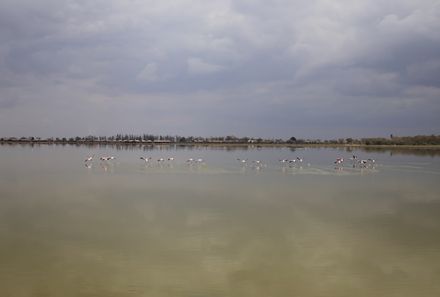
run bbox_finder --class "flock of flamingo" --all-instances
[84,154,376,170]
[334,155,376,166]
[84,155,206,168]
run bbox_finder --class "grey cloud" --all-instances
[0,0,439,138]
[0,97,18,109]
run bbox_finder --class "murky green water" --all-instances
[1,144,440,297]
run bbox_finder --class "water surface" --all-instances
[1,144,439,297]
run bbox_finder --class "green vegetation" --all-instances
[1,134,440,146]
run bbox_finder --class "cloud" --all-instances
[187,57,225,75]
[137,63,160,82]
[0,0,439,138]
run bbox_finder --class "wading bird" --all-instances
[359,159,368,166]
[100,156,116,161]
[84,155,94,162]
[334,158,344,164]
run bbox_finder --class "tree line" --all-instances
[1,134,440,145]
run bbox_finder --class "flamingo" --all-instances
[358,159,375,167]
[359,160,368,166]
[252,160,265,169]
[334,158,344,164]
[84,154,94,162]
[100,156,115,161]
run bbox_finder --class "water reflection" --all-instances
[4,142,440,156]
[0,145,439,296]
[351,146,440,157]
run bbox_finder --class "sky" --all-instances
[1,0,439,139]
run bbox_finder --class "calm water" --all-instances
[1,144,440,297]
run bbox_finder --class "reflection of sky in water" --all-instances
[0,145,439,296]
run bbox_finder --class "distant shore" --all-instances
[1,138,440,150]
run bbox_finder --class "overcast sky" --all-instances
[1,0,439,138]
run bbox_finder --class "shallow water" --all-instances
[1,144,440,297]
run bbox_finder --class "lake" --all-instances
[1,144,439,297]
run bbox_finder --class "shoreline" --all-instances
[1,140,440,150]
